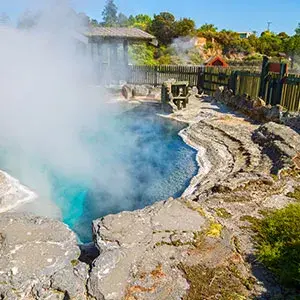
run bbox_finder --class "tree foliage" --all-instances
[14,4,300,67]
[129,43,157,65]
[175,18,195,37]
[150,12,176,45]
[198,23,218,33]
[128,14,152,31]
[102,0,118,27]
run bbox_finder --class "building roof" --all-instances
[87,27,156,41]
[204,55,229,67]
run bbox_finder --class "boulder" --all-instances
[87,198,249,300]
[282,113,300,133]
[132,85,150,97]
[121,84,133,99]
[252,97,266,108]
[265,105,284,122]
[252,122,300,172]
[0,213,88,299]
[88,198,208,300]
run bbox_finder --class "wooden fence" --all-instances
[127,65,202,87]
[280,75,300,111]
[125,64,300,112]
[203,68,300,112]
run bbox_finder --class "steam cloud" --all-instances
[0,0,135,218]
[0,1,198,243]
[170,36,204,65]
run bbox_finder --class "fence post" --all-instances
[229,71,238,94]
[259,56,269,98]
[273,63,287,105]
[154,66,158,86]
[197,67,204,92]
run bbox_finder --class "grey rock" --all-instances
[121,84,132,99]
[282,113,300,133]
[265,105,283,122]
[0,213,87,299]
[252,122,300,172]
[88,198,207,300]
[132,85,150,97]
[0,171,37,214]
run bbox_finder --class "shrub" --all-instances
[255,204,300,288]
[286,186,300,201]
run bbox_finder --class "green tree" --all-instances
[198,23,218,33]
[129,43,157,65]
[214,30,251,54]
[277,32,289,39]
[90,19,99,27]
[150,12,176,45]
[175,18,195,37]
[285,24,300,68]
[128,14,152,31]
[295,22,300,35]
[196,23,218,41]
[256,31,284,56]
[117,13,129,27]
[248,33,259,49]
[102,0,118,27]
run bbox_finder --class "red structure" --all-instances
[205,55,229,67]
[268,62,288,74]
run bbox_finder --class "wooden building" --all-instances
[84,27,156,82]
[204,56,229,67]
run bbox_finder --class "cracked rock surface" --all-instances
[0,214,88,300]
[89,198,211,300]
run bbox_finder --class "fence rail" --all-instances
[125,64,300,112]
[127,65,202,86]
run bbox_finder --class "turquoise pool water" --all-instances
[0,105,198,243]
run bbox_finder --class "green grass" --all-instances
[254,203,300,288]
[286,186,300,201]
[179,263,248,300]
[215,208,232,219]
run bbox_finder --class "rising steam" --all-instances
[0,0,133,218]
[0,1,198,243]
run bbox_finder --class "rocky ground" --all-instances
[0,95,299,300]
[0,171,37,214]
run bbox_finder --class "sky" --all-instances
[1,0,299,35]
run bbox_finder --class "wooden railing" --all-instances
[127,65,203,87]
[124,64,300,112]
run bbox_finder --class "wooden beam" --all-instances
[123,40,129,66]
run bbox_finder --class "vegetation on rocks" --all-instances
[206,222,223,238]
[179,263,250,300]
[254,204,300,289]
[286,185,300,201]
[215,208,232,218]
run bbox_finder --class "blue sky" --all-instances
[2,0,299,35]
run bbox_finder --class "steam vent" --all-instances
[1,1,300,300]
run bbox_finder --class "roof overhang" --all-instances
[86,27,157,45]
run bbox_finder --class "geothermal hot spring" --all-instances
[0,3,198,243]
[0,103,198,243]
